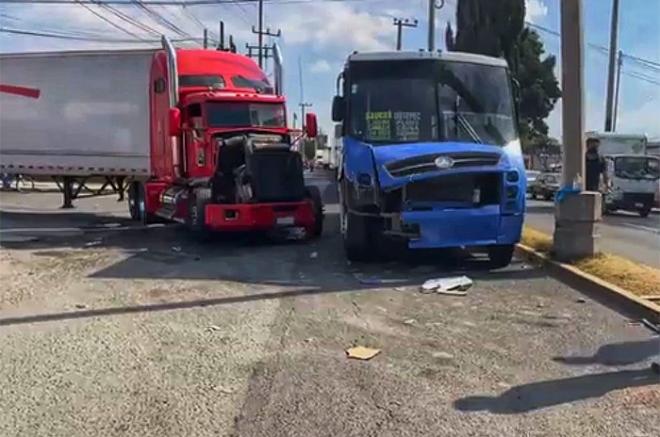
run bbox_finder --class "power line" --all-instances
[95,1,162,36]
[0,27,202,43]
[74,0,148,40]
[131,1,192,38]
[527,21,660,76]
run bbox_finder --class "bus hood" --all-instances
[367,140,524,190]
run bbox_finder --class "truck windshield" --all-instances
[347,60,517,146]
[614,156,660,180]
[206,102,285,128]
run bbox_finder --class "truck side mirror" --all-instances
[168,107,181,137]
[332,96,345,122]
[305,113,318,138]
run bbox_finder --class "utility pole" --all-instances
[553,0,600,261]
[203,28,208,49]
[297,56,312,129]
[246,44,273,61]
[252,0,281,69]
[604,0,620,132]
[427,0,445,51]
[613,50,623,131]
[393,18,418,50]
[299,103,313,129]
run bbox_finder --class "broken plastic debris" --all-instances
[403,319,416,325]
[576,297,587,303]
[420,276,472,295]
[84,240,102,247]
[171,246,182,253]
[346,346,381,361]
[310,252,318,259]
[207,325,222,332]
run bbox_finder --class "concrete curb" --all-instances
[515,243,660,324]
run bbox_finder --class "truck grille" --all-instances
[386,152,501,177]
[622,193,654,204]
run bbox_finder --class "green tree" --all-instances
[446,0,561,151]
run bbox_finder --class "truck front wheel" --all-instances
[187,188,211,236]
[638,207,651,218]
[488,245,515,269]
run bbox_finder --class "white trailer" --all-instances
[0,49,155,206]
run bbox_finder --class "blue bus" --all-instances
[332,51,525,267]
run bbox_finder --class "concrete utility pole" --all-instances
[251,0,281,68]
[258,0,263,66]
[613,50,623,131]
[604,0,620,132]
[393,18,418,51]
[203,28,208,49]
[427,0,445,51]
[554,0,601,261]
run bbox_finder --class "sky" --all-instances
[1,0,659,142]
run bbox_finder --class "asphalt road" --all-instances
[0,180,658,437]
[525,199,660,268]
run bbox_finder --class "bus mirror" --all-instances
[332,96,345,122]
[511,78,521,104]
[305,113,318,138]
[168,107,181,137]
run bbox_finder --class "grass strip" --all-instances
[521,226,660,297]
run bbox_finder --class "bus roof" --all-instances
[347,51,508,68]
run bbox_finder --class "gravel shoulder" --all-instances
[0,190,658,437]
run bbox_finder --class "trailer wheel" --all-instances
[187,188,211,236]
[305,185,324,238]
[488,245,515,269]
[638,207,651,218]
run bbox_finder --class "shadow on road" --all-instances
[454,368,660,414]
[553,338,660,366]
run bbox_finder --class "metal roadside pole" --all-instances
[553,0,601,260]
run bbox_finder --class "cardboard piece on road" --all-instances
[346,346,381,361]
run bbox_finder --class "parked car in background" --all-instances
[525,170,541,194]
[530,173,561,200]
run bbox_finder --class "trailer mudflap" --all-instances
[402,205,505,249]
[204,201,315,232]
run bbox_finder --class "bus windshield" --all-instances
[206,102,285,128]
[347,60,517,146]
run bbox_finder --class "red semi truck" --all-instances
[0,37,323,238]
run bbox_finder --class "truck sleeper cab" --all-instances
[128,39,323,238]
[332,51,525,267]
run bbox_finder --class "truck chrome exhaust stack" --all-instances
[273,43,284,96]
[161,35,179,107]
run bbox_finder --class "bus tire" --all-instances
[488,244,515,269]
[343,211,373,262]
[305,186,324,238]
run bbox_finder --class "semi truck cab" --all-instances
[332,51,525,266]
[129,38,323,238]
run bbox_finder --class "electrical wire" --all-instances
[74,0,148,40]
[0,26,202,43]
